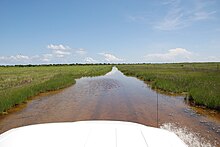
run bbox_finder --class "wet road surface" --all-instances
[0,67,219,146]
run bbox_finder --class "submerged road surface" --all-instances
[0,67,219,146]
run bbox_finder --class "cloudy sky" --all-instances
[0,0,220,64]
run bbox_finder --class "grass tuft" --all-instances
[0,65,112,113]
[117,63,220,110]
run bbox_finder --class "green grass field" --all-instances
[0,65,112,113]
[117,63,220,110]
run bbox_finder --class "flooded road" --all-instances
[0,67,219,146]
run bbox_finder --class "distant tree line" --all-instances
[0,62,219,70]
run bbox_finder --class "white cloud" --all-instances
[0,54,41,64]
[47,44,70,50]
[41,54,53,62]
[0,55,30,61]
[0,44,92,64]
[76,48,87,55]
[0,43,73,64]
[14,55,30,60]
[99,53,123,62]
[47,44,71,58]
[193,11,216,21]
[155,9,188,30]
[168,48,192,56]
[206,56,219,61]
[84,57,97,63]
[155,0,216,31]
[144,48,193,62]
[54,50,70,55]
[53,50,71,58]
[0,44,93,64]
[144,48,220,63]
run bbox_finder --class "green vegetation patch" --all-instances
[117,63,220,110]
[0,65,112,113]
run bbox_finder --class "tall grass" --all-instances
[0,65,112,113]
[117,63,220,110]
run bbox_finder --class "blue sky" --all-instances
[0,0,220,64]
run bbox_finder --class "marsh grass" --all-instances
[0,65,112,113]
[117,63,220,110]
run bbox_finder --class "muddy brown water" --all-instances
[0,67,219,146]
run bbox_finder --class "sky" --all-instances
[0,0,220,64]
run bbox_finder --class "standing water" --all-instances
[0,67,219,146]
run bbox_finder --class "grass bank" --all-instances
[117,63,220,110]
[0,65,112,113]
